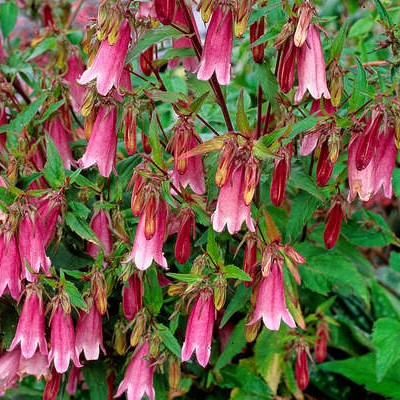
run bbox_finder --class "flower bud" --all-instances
[140,46,155,76]
[114,321,127,355]
[215,139,237,187]
[315,320,330,363]
[175,208,195,264]
[243,158,260,206]
[243,236,258,287]
[213,274,227,311]
[168,357,181,390]
[123,106,137,156]
[294,2,314,47]
[245,318,260,342]
[92,271,108,315]
[234,0,252,38]
[43,368,61,400]
[324,199,344,249]
[143,192,159,240]
[155,0,176,25]
[250,18,265,63]
[295,345,309,391]
[316,139,334,186]
[150,334,162,358]
[130,312,147,347]
[270,157,288,206]
[142,130,152,154]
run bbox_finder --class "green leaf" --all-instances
[155,323,181,358]
[0,95,46,134]
[348,18,374,38]
[372,318,400,382]
[65,212,98,244]
[236,89,251,136]
[36,99,65,124]
[329,21,348,61]
[371,280,400,320]
[206,227,223,265]
[255,62,279,104]
[283,116,321,144]
[63,280,88,311]
[349,58,367,113]
[0,1,18,38]
[148,110,164,168]
[43,135,65,188]
[26,37,58,61]
[373,0,393,26]
[188,91,210,117]
[144,267,163,316]
[319,353,400,399]
[82,361,109,400]
[166,273,203,284]
[126,26,186,62]
[376,267,400,297]
[222,264,252,282]
[214,319,247,370]
[220,283,251,328]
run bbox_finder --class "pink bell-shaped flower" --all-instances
[197,6,233,85]
[64,52,85,113]
[0,348,20,395]
[19,351,50,381]
[75,297,106,361]
[295,25,330,103]
[86,208,113,258]
[48,299,82,374]
[181,290,215,367]
[78,20,131,96]
[212,166,255,234]
[127,200,168,270]
[248,261,296,331]
[0,233,22,300]
[80,104,117,177]
[115,341,155,400]
[9,284,48,359]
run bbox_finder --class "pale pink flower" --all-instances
[197,7,233,85]
[78,21,131,96]
[19,351,50,381]
[48,304,82,374]
[136,1,157,20]
[115,341,155,400]
[64,52,85,112]
[127,201,168,270]
[75,299,106,361]
[0,348,20,395]
[80,104,117,177]
[87,209,113,258]
[9,284,48,358]
[211,166,255,234]
[295,25,330,103]
[248,262,296,331]
[0,233,22,300]
[181,290,215,367]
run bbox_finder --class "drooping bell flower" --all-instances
[250,17,265,63]
[127,200,168,270]
[324,198,344,249]
[276,36,297,94]
[316,138,334,186]
[197,6,233,85]
[295,345,309,391]
[181,290,215,367]
[18,205,51,280]
[212,165,256,234]
[293,1,314,48]
[115,341,155,400]
[9,284,48,359]
[78,20,131,96]
[168,7,199,72]
[315,320,330,363]
[295,24,330,103]
[48,298,82,374]
[0,348,20,395]
[86,208,113,259]
[122,274,143,321]
[19,351,50,381]
[66,366,83,396]
[355,107,384,171]
[270,144,292,206]
[247,261,296,331]
[75,297,106,361]
[64,52,85,113]
[80,104,117,177]
[175,208,195,264]
[43,367,61,400]
[154,0,176,25]
[169,118,205,195]
[0,233,22,300]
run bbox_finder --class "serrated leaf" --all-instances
[66,169,100,191]
[155,323,181,358]
[214,319,247,370]
[206,227,223,265]
[0,1,18,38]
[222,264,252,281]
[144,267,163,316]
[65,212,98,244]
[69,201,90,219]
[166,273,203,283]
[372,318,400,382]
[63,280,88,311]
[148,110,164,168]
[0,95,46,134]
[329,21,348,61]
[236,89,251,137]
[82,361,108,400]
[43,135,65,188]
[371,280,400,320]
[349,58,367,113]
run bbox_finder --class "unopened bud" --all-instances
[140,46,155,76]
[141,131,152,154]
[316,139,334,186]
[295,345,309,391]
[124,107,137,156]
[243,159,260,206]
[315,320,330,363]
[168,357,181,390]
[114,321,126,355]
[213,274,227,311]
[43,368,61,400]
[250,18,265,63]
[270,157,288,207]
[168,284,185,297]
[243,237,257,287]
[324,199,344,250]
[234,0,252,38]
[245,319,260,342]
[81,91,95,118]
[294,3,314,47]
[130,312,147,347]
[154,0,176,25]
[149,334,161,358]
[143,193,158,240]
[92,271,107,315]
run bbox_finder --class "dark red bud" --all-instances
[270,158,288,206]
[43,368,61,400]
[124,109,137,155]
[175,210,194,264]
[250,18,265,63]
[324,201,343,249]
[141,130,152,154]
[140,46,155,76]
[295,346,309,391]
[122,275,143,321]
[243,238,257,287]
[277,38,297,93]
[315,321,330,363]
[154,0,176,25]
[316,139,334,186]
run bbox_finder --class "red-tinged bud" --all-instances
[175,208,195,264]
[107,371,115,400]
[143,192,159,240]
[168,357,181,390]
[294,2,314,47]
[213,274,227,311]
[245,318,260,342]
[215,139,238,187]
[243,236,258,287]
[234,0,252,37]
[328,132,341,163]
[155,0,176,25]
[324,199,344,249]
[130,312,147,347]
[131,171,147,217]
[140,45,155,76]
[92,271,108,315]
[243,158,260,206]
[142,130,152,153]
[284,245,306,265]
[271,158,288,206]
[42,4,57,31]
[198,0,216,23]
[250,18,265,63]
[277,38,297,93]
[43,368,61,400]
[122,274,143,321]
[315,320,330,363]
[124,107,137,155]
[355,109,383,171]
[295,345,309,391]
[316,139,334,186]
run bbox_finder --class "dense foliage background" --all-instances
[0,0,399,399]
